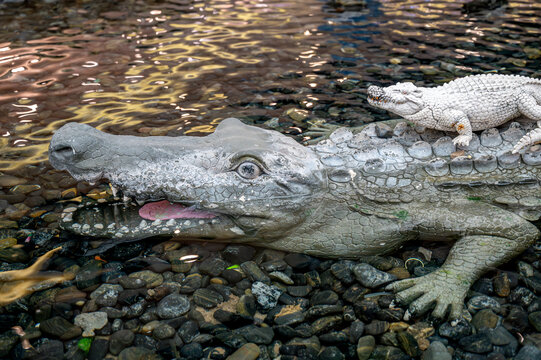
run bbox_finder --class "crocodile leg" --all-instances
[441,109,473,146]
[512,93,541,153]
[387,203,539,319]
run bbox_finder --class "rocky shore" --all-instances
[0,213,540,359]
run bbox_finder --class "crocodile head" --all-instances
[367,82,424,116]
[49,118,326,242]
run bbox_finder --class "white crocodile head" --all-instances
[367,82,424,116]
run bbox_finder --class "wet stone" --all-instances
[488,326,515,346]
[95,288,120,307]
[493,272,511,297]
[87,338,109,360]
[153,323,176,340]
[515,345,541,360]
[227,342,260,360]
[75,260,103,290]
[330,261,355,284]
[422,341,451,360]
[319,330,348,344]
[509,287,535,307]
[397,331,420,357]
[356,335,375,360]
[438,319,472,340]
[193,288,224,308]
[110,330,135,355]
[236,325,274,345]
[467,295,501,313]
[0,247,29,263]
[261,259,288,272]
[269,271,294,285]
[129,270,163,288]
[349,321,365,343]
[39,316,82,340]
[118,346,161,360]
[215,331,247,349]
[252,281,282,310]
[180,273,202,293]
[528,311,541,332]
[237,294,257,319]
[119,276,145,289]
[311,315,343,335]
[311,290,339,305]
[472,309,500,330]
[370,345,409,360]
[353,263,397,288]
[240,261,270,283]
[273,306,304,327]
[459,333,493,354]
[318,346,345,360]
[287,285,312,297]
[364,320,389,336]
[222,268,244,283]
[178,320,199,343]
[199,257,227,277]
[157,293,190,319]
[74,311,108,337]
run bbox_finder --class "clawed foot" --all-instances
[303,123,342,145]
[385,269,469,320]
[452,135,472,147]
[512,127,541,154]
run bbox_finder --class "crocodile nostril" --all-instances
[52,145,75,160]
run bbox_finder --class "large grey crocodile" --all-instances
[49,118,541,319]
[367,74,541,153]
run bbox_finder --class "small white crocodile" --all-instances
[367,74,541,153]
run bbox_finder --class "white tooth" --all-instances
[123,195,130,203]
[166,219,176,226]
[89,182,95,186]
[110,184,118,197]
[136,199,145,206]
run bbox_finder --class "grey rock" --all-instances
[251,281,282,310]
[118,346,162,360]
[110,329,135,355]
[236,325,274,345]
[193,288,224,308]
[241,261,270,283]
[74,311,108,337]
[39,316,82,340]
[353,263,397,288]
[514,345,541,360]
[157,293,190,319]
[153,323,176,340]
[467,295,501,313]
[458,333,493,354]
[421,341,451,360]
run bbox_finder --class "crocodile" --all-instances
[49,117,541,319]
[367,74,541,153]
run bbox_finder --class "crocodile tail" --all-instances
[512,126,541,154]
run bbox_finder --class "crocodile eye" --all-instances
[236,161,262,179]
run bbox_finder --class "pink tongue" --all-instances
[139,200,216,221]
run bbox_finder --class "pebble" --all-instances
[528,311,541,332]
[129,270,164,288]
[311,315,343,335]
[193,288,224,308]
[199,256,227,277]
[74,311,108,337]
[87,338,109,360]
[222,245,256,264]
[39,316,82,340]
[421,341,451,360]
[365,320,389,335]
[109,330,135,355]
[493,272,511,297]
[397,330,420,357]
[153,323,176,339]
[467,295,501,313]
[439,319,472,340]
[156,293,190,319]
[227,342,260,360]
[471,309,500,330]
[353,263,397,288]
[251,281,282,310]
[458,332,493,354]
[236,325,274,345]
[118,346,161,360]
[240,261,270,283]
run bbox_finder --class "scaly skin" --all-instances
[49,118,541,319]
[367,74,541,153]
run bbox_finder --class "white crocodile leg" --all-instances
[512,121,541,154]
[442,109,473,146]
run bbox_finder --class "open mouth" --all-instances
[138,200,217,221]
